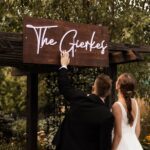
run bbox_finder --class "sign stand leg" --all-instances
[109,64,117,104]
[26,72,38,150]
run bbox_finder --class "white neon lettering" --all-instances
[26,24,58,54]
[26,25,107,56]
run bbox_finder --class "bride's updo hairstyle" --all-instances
[116,73,136,125]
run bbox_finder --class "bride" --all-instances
[112,73,143,150]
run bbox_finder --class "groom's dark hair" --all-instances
[96,74,112,97]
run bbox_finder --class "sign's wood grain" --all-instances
[23,17,109,67]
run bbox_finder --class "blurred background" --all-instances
[0,0,149,149]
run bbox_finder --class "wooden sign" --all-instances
[23,17,109,67]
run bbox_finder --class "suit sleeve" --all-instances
[98,109,114,150]
[58,68,85,102]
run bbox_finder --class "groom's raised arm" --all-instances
[58,51,85,102]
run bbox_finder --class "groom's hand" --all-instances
[60,51,70,67]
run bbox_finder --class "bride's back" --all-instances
[112,73,143,150]
[116,99,139,131]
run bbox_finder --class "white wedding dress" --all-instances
[115,100,143,150]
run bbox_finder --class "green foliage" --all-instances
[0,111,14,138]
[0,0,149,44]
[11,119,26,138]
[140,100,150,150]
[0,67,26,114]
[0,140,25,150]
[118,55,150,101]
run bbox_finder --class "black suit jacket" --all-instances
[52,68,114,150]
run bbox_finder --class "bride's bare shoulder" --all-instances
[112,101,120,108]
[112,101,122,114]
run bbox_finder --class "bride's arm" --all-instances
[135,104,141,138]
[112,103,122,150]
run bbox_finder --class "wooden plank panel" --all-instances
[23,17,109,67]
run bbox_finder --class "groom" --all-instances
[52,51,114,150]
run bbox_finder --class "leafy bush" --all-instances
[11,119,26,139]
[0,111,14,139]
[0,141,25,150]
[138,99,150,150]
[141,135,150,150]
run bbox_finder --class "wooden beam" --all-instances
[0,32,23,67]
[0,32,149,70]
[109,50,143,64]
[26,72,38,150]
[0,32,149,53]
[109,43,150,53]
[11,68,28,76]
